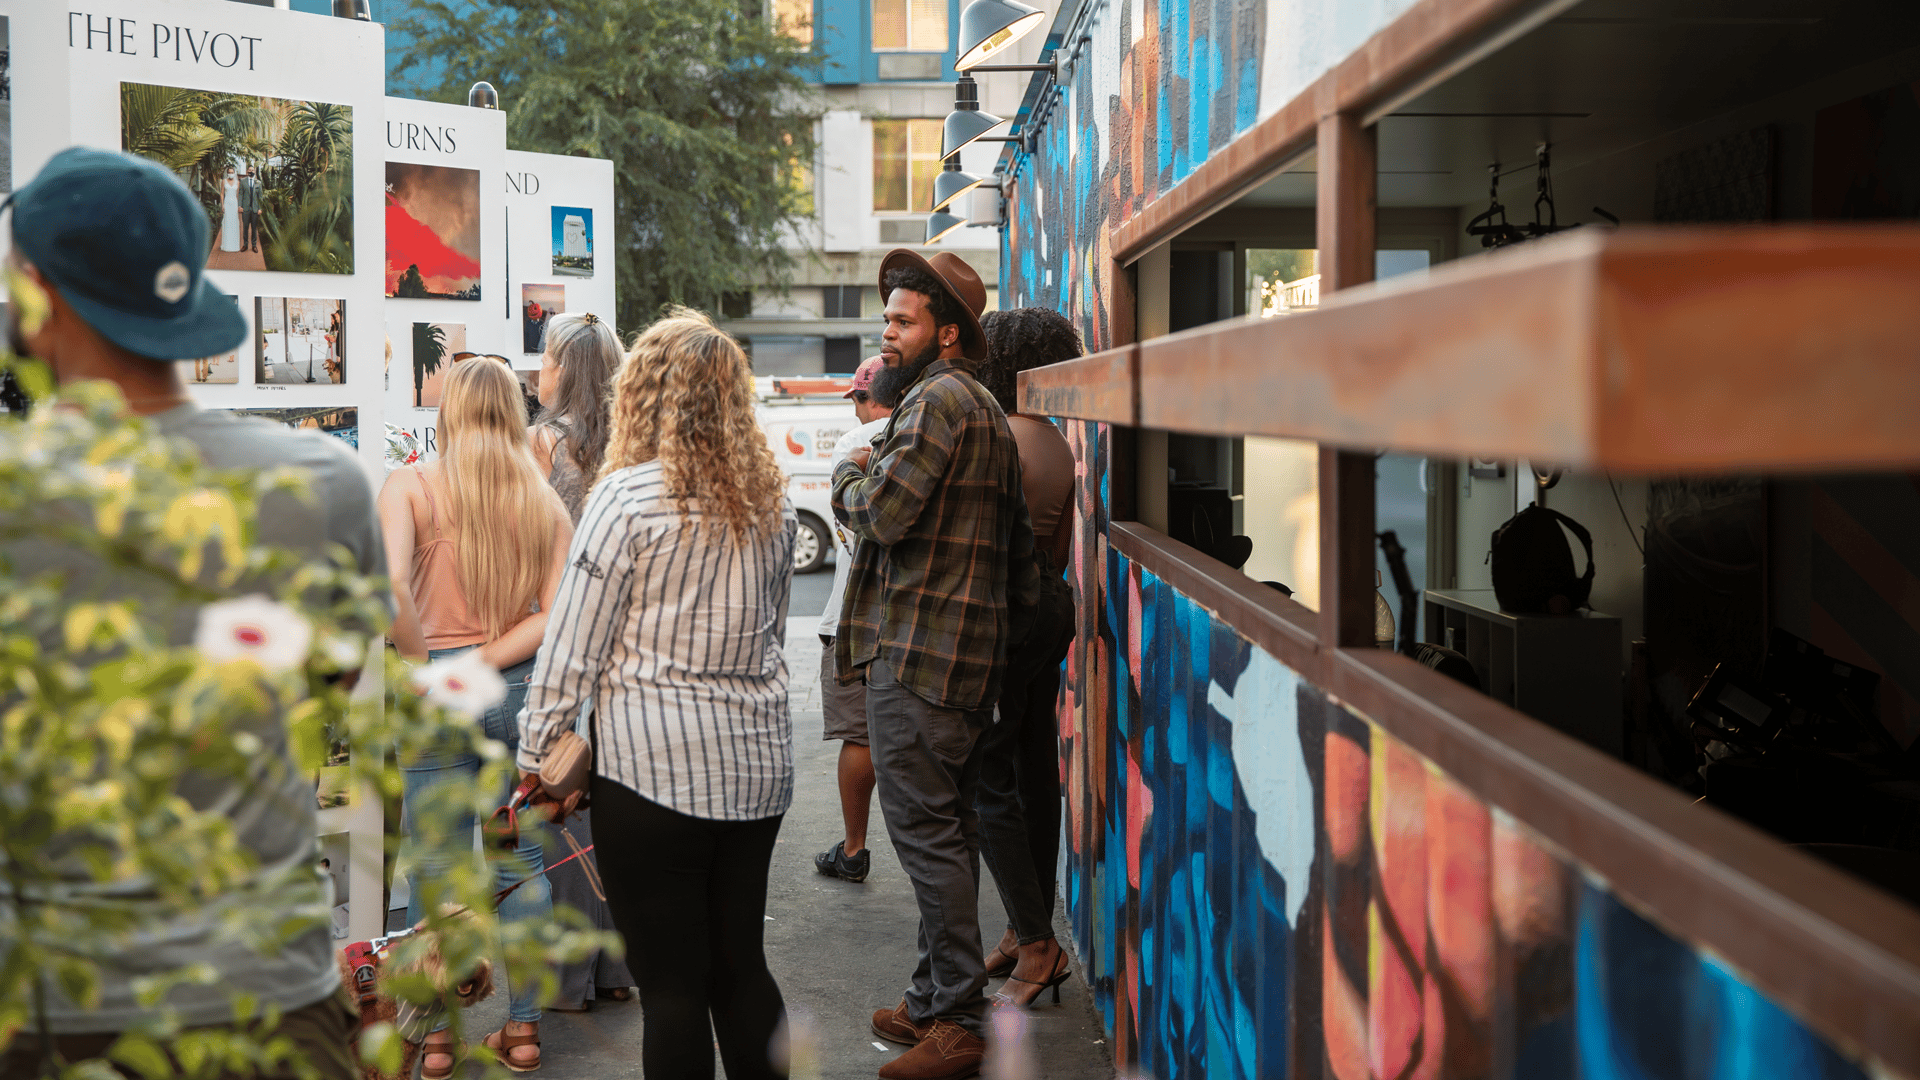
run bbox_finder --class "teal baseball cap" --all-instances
[7,147,248,362]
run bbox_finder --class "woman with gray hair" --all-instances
[524,310,638,1013]
[530,312,621,518]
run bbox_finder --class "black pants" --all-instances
[591,775,788,1080]
[975,657,1064,943]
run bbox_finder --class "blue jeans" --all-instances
[401,647,549,1025]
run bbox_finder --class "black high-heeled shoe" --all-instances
[984,943,1018,980]
[991,950,1073,1008]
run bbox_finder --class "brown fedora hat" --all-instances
[878,248,988,361]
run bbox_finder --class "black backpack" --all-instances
[1490,505,1595,614]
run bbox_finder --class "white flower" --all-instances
[194,595,313,673]
[320,634,365,668]
[410,651,507,718]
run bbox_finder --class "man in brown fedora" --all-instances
[831,250,1039,1080]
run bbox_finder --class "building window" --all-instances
[872,0,947,52]
[823,286,863,319]
[873,118,944,212]
[772,0,813,44]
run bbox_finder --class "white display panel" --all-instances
[384,96,506,456]
[0,4,72,251]
[60,0,386,478]
[503,149,616,366]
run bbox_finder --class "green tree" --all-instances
[412,320,447,406]
[392,0,820,330]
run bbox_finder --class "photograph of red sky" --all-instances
[386,162,482,300]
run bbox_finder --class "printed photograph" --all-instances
[410,321,468,408]
[522,284,564,354]
[387,162,482,300]
[230,406,359,450]
[1,18,12,198]
[120,82,353,274]
[551,205,593,277]
[255,297,345,385]
[177,292,244,385]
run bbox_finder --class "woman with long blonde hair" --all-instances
[378,356,572,1075]
[516,308,797,1080]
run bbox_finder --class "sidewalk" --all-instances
[451,619,1117,1080]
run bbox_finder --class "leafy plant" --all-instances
[0,360,610,1078]
[391,0,821,328]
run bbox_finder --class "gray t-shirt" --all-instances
[4,403,387,1032]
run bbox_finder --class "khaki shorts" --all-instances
[819,636,869,745]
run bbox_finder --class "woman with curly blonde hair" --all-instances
[515,308,797,1080]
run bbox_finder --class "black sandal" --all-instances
[991,951,1073,1008]
[984,943,1018,980]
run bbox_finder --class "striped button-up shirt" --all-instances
[516,462,797,821]
[831,358,1040,711]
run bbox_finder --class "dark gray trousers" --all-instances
[865,656,990,1036]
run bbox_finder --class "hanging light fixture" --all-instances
[942,74,1012,158]
[932,159,988,213]
[956,0,1046,71]
[923,209,968,246]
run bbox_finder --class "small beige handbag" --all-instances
[538,729,592,801]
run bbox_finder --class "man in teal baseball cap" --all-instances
[6,146,248,409]
[1,148,382,1079]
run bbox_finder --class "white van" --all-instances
[754,376,859,573]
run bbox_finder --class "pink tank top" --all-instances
[409,466,490,649]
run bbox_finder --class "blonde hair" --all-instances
[601,307,785,538]
[437,357,562,639]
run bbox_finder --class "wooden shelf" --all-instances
[1019,225,1920,472]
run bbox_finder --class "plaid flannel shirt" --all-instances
[831,358,1040,711]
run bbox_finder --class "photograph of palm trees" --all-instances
[120,82,353,275]
[387,163,482,300]
[410,321,467,408]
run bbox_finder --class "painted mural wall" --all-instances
[1053,422,1874,1079]
[1000,0,1423,344]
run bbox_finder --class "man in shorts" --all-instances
[815,356,894,882]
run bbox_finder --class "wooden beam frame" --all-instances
[1013,3,1920,1071]
[1315,113,1379,653]
[1022,226,1920,473]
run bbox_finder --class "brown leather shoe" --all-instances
[870,1000,931,1046]
[876,1019,985,1080]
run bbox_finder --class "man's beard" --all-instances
[870,338,941,408]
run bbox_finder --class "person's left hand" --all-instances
[849,445,874,470]
[518,769,584,822]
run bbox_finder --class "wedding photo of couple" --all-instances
[120,82,354,275]
[211,163,269,271]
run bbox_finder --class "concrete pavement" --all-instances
[443,619,1116,1080]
